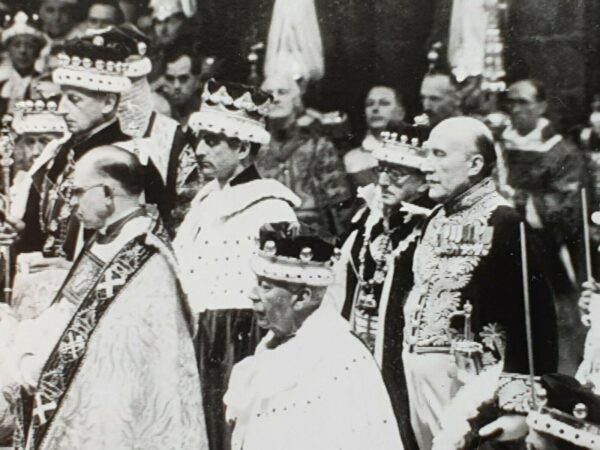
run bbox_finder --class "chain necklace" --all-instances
[356,218,392,313]
[39,149,75,257]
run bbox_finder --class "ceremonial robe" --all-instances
[224,303,403,450]
[334,185,431,450]
[501,118,586,284]
[14,120,165,259]
[401,177,558,450]
[0,206,208,450]
[174,164,299,450]
[256,125,353,237]
[118,110,200,234]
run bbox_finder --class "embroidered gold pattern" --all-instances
[404,178,510,350]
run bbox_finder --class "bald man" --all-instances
[394,117,558,448]
[419,72,461,129]
[0,146,208,449]
[256,72,353,237]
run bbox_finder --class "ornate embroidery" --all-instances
[479,323,506,357]
[176,143,200,193]
[405,178,510,350]
[497,373,542,414]
[24,235,155,448]
[40,149,76,257]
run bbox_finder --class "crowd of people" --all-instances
[0,1,599,450]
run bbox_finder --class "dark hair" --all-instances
[368,85,405,107]
[474,132,497,177]
[88,0,125,24]
[164,43,203,76]
[96,150,145,195]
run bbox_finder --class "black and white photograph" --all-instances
[0,0,598,449]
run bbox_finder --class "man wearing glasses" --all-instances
[11,31,165,275]
[333,130,432,449]
[173,79,299,450]
[0,145,208,449]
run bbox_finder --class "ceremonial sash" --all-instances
[16,233,156,449]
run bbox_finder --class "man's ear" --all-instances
[101,93,119,115]
[237,141,251,161]
[537,100,548,116]
[292,287,312,311]
[467,153,485,178]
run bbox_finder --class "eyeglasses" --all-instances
[71,183,106,198]
[377,164,414,180]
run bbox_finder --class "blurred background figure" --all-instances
[256,71,353,238]
[10,99,66,178]
[147,0,198,81]
[344,85,409,191]
[0,12,48,115]
[37,0,77,46]
[69,0,125,37]
[161,45,201,130]
[6,99,67,321]
[418,71,461,131]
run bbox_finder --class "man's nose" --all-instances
[57,96,68,114]
[195,140,209,157]
[378,170,390,187]
[420,159,433,174]
[249,285,259,298]
[32,141,44,157]
[249,286,262,304]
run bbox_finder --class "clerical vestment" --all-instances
[224,304,403,450]
[1,207,208,450]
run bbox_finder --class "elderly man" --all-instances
[174,79,299,450]
[344,86,409,189]
[224,222,403,450]
[0,12,47,115]
[501,79,586,288]
[401,117,557,449]
[0,145,208,449]
[256,71,353,237]
[417,71,461,131]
